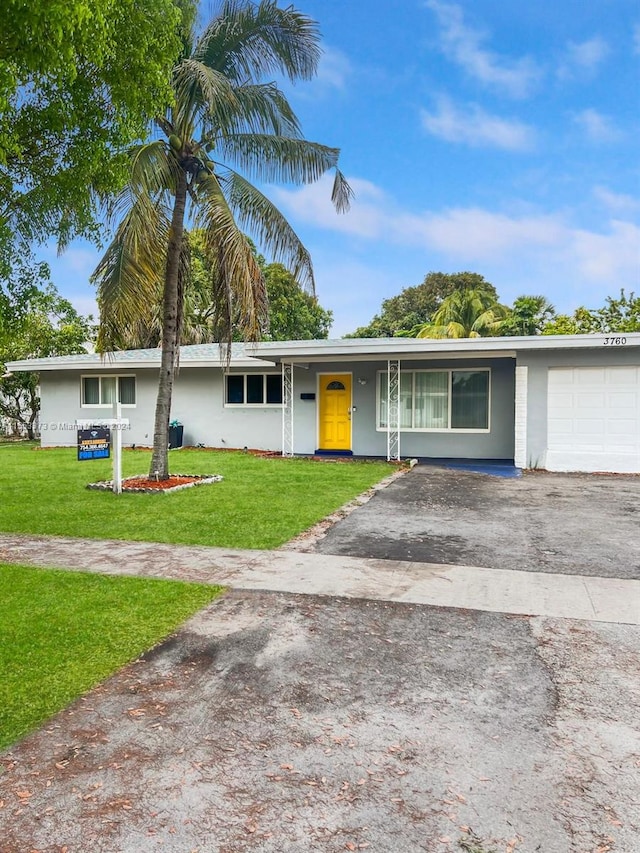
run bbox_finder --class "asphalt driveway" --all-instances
[313,465,640,580]
[2,591,639,853]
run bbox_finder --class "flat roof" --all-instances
[6,332,640,372]
[248,332,640,362]
[6,343,275,372]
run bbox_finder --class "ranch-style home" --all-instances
[7,332,640,473]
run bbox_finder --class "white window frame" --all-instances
[376,368,491,433]
[224,372,284,408]
[81,374,137,408]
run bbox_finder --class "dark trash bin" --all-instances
[169,424,184,449]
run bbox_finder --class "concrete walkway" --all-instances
[1,532,638,625]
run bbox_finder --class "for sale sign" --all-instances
[77,427,111,460]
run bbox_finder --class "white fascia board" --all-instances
[6,356,275,372]
[249,332,640,361]
[264,350,517,363]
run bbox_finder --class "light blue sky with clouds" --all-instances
[42,0,639,336]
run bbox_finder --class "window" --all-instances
[378,369,489,431]
[225,373,283,406]
[81,375,136,407]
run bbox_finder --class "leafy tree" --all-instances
[93,0,351,479]
[499,295,555,336]
[0,256,92,438]
[103,236,333,347]
[261,263,332,340]
[542,290,640,335]
[0,0,192,249]
[416,288,509,339]
[346,272,498,338]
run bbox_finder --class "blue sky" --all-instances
[42,0,639,336]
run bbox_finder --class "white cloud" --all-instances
[316,46,352,90]
[274,177,640,308]
[572,108,621,142]
[593,186,640,214]
[60,246,101,276]
[569,220,639,285]
[420,97,535,151]
[67,294,99,320]
[272,176,387,239]
[558,37,609,79]
[425,0,540,98]
[403,207,563,258]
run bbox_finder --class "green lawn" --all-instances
[0,563,222,749]
[0,444,395,548]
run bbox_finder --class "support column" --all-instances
[387,359,400,461]
[282,362,294,457]
[514,365,528,469]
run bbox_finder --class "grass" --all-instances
[0,563,222,749]
[0,444,396,548]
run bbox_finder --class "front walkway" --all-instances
[1,532,638,625]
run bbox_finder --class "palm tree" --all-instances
[92,0,351,479]
[415,288,509,339]
[500,295,555,336]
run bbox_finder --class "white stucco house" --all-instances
[7,332,640,473]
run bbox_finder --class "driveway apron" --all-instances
[312,465,640,580]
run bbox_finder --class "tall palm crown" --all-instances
[93,1,351,478]
[416,289,509,339]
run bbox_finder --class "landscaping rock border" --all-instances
[86,474,223,494]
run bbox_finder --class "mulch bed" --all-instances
[87,474,223,494]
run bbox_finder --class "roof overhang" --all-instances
[247,332,640,363]
[6,332,639,373]
[5,354,276,372]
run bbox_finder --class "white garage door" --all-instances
[547,366,640,473]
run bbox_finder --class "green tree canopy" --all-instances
[542,290,640,335]
[261,263,332,340]
[92,0,350,478]
[416,288,509,339]
[346,272,498,338]
[102,234,333,348]
[0,0,191,249]
[499,295,556,336]
[0,255,93,438]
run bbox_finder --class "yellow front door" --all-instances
[318,374,352,450]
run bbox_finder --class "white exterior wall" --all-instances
[517,347,640,472]
[288,357,516,459]
[39,367,282,450]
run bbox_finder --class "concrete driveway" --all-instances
[312,465,640,580]
[2,467,639,852]
[2,591,639,853]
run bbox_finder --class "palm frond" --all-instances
[218,167,314,292]
[203,81,302,140]
[194,172,268,342]
[93,193,170,351]
[172,59,239,140]
[331,168,354,214]
[213,134,341,186]
[195,0,321,84]
[128,141,178,200]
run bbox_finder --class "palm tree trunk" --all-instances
[149,170,188,479]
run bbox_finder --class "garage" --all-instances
[546,365,640,473]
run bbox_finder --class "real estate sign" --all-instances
[77,428,111,461]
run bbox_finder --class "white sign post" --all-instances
[113,402,123,494]
[76,404,129,494]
